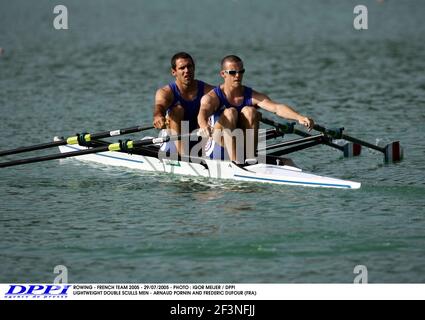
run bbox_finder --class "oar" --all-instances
[260,116,361,158]
[258,128,285,140]
[0,133,190,168]
[313,124,403,162]
[0,124,154,157]
[258,134,324,152]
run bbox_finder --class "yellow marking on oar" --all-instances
[66,134,91,145]
[108,143,121,151]
[66,136,78,145]
[108,141,133,152]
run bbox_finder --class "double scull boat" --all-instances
[56,137,361,189]
[0,116,403,190]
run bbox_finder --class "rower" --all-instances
[197,55,315,163]
[153,52,214,156]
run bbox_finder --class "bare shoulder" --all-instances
[201,88,219,106]
[155,84,174,104]
[251,89,270,106]
[156,84,173,97]
[202,82,215,94]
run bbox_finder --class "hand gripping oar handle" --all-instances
[313,124,402,162]
[0,125,154,157]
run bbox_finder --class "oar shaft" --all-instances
[293,127,342,148]
[268,140,323,157]
[322,140,344,152]
[313,124,384,153]
[341,135,384,153]
[90,125,154,140]
[0,145,109,168]
[0,136,164,168]
[258,129,285,140]
[260,115,346,152]
[259,134,324,152]
[0,140,67,157]
[0,125,154,157]
[0,131,201,168]
[261,115,400,161]
[260,117,295,134]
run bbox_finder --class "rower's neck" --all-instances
[176,79,197,93]
[222,83,243,98]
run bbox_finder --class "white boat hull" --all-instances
[57,142,361,189]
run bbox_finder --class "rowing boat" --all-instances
[0,116,401,189]
[55,137,361,189]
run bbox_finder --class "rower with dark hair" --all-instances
[153,52,214,156]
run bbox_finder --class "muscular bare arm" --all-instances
[197,91,219,136]
[252,90,315,130]
[153,86,174,129]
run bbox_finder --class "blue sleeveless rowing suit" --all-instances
[209,85,253,124]
[168,80,205,132]
[205,86,253,160]
[160,80,205,155]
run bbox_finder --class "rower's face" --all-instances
[221,61,244,87]
[172,58,195,84]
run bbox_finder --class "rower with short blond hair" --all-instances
[198,55,315,162]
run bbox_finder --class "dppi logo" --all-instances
[4,285,71,299]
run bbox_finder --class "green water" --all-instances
[0,0,424,283]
